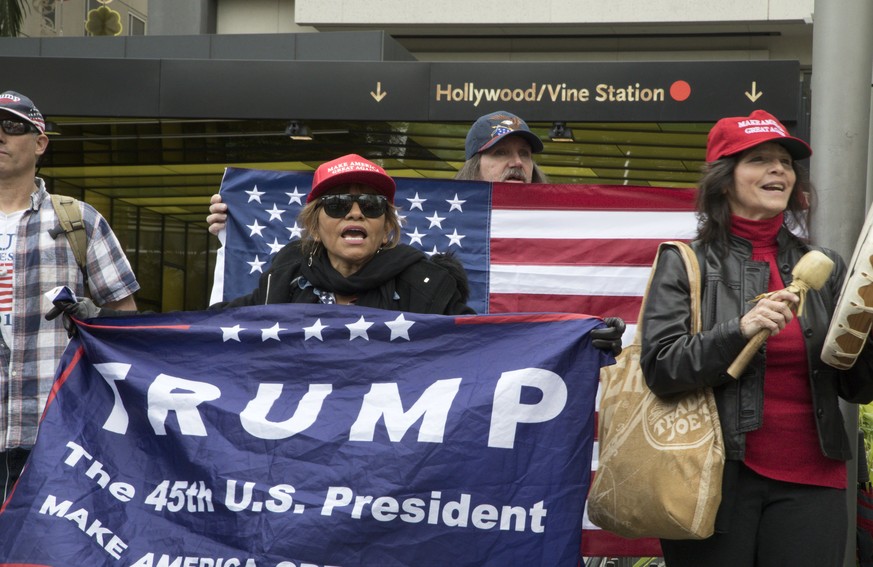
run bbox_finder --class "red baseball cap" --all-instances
[307,154,396,203]
[706,109,811,163]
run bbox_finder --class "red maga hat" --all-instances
[307,154,396,203]
[706,109,811,163]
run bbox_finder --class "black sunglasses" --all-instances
[0,119,37,136]
[320,194,388,219]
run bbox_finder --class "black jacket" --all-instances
[641,228,873,461]
[217,242,474,316]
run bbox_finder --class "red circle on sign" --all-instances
[670,80,691,101]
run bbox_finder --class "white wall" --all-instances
[294,0,814,26]
[217,0,314,34]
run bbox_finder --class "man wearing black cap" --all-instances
[454,110,549,184]
[0,90,140,496]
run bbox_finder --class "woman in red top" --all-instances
[641,110,873,566]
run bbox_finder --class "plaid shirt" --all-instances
[0,179,139,450]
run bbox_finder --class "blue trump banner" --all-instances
[0,304,606,566]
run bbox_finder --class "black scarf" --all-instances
[300,244,425,296]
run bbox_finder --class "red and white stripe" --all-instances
[488,182,698,557]
[489,183,697,326]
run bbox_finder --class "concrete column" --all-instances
[810,2,873,565]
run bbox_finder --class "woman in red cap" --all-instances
[640,110,873,566]
[218,154,474,314]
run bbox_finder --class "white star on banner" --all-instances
[385,314,414,341]
[445,229,466,248]
[407,192,426,211]
[303,319,328,341]
[346,316,373,341]
[286,222,303,239]
[221,324,245,342]
[286,188,305,205]
[406,227,426,246]
[267,238,285,254]
[425,246,440,257]
[261,322,286,341]
[447,194,466,212]
[247,220,266,237]
[246,185,265,203]
[426,211,446,229]
[248,255,266,273]
[266,204,286,221]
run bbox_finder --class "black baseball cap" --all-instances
[464,110,544,160]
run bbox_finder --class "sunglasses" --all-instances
[320,194,388,219]
[0,119,37,136]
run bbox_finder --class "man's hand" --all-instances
[591,317,626,357]
[45,298,102,337]
[207,193,228,236]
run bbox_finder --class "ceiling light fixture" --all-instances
[285,120,313,141]
[43,121,61,136]
[548,121,575,143]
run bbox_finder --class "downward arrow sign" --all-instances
[745,81,763,102]
[371,82,388,102]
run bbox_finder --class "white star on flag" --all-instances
[426,211,445,229]
[425,246,440,257]
[286,188,305,205]
[248,255,266,273]
[261,322,286,341]
[406,227,426,246]
[346,316,373,341]
[303,319,328,341]
[385,314,415,341]
[266,204,286,221]
[286,222,303,239]
[447,194,466,212]
[267,238,285,254]
[445,229,466,248]
[246,185,265,203]
[407,192,426,211]
[247,220,266,237]
[221,324,245,342]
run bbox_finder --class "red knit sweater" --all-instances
[732,213,846,488]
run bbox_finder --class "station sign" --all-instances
[2,57,801,123]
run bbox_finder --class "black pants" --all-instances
[1,448,30,502]
[661,463,847,567]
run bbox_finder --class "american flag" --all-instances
[210,166,699,557]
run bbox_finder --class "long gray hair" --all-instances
[454,153,549,183]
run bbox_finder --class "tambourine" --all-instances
[821,204,873,370]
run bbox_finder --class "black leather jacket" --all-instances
[641,228,873,461]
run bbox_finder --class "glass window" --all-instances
[129,14,146,36]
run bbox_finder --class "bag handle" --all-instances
[632,241,702,342]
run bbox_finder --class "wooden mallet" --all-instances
[726,250,834,379]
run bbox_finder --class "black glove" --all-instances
[591,316,626,357]
[45,297,102,338]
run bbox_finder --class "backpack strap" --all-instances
[49,194,89,285]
